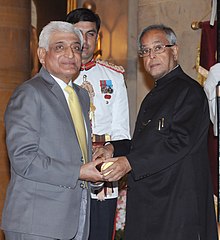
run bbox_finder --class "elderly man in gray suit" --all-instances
[1,21,104,240]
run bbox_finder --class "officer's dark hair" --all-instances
[66,8,101,33]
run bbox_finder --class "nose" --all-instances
[149,49,156,59]
[64,46,75,58]
[81,32,88,45]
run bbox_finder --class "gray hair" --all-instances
[38,21,83,50]
[138,24,177,49]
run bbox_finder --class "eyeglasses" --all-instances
[138,44,174,57]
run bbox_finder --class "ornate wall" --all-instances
[0,1,31,239]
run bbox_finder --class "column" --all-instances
[0,1,31,239]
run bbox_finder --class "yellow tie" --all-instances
[65,85,88,164]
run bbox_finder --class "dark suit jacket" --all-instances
[112,66,218,240]
[1,67,92,239]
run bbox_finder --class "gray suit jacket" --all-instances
[1,67,92,239]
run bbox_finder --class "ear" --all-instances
[172,44,178,61]
[37,47,46,66]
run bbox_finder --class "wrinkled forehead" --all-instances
[141,30,168,46]
[49,31,81,44]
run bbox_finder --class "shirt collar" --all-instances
[50,74,72,91]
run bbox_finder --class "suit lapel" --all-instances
[38,67,92,158]
[38,67,74,128]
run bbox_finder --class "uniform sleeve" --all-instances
[110,73,131,140]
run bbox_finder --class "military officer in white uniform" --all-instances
[78,58,129,141]
[66,8,131,240]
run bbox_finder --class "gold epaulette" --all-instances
[96,59,125,74]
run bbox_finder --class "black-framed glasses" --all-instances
[138,44,174,57]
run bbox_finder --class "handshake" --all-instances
[91,143,132,183]
[80,143,131,184]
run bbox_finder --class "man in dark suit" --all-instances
[1,21,104,240]
[94,24,218,240]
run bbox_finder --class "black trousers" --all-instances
[89,198,117,240]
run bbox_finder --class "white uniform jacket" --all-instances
[74,59,131,199]
[204,63,220,136]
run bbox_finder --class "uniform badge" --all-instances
[100,80,113,104]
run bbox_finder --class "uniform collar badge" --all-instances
[81,59,96,71]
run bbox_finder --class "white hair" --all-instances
[138,24,177,50]
[38,21,83,50]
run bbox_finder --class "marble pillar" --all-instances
[0,1,31,239]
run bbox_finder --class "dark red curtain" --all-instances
[200,21,218,195]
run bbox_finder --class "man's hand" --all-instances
[79,157,104,183]
[92,143,114,160]
[101,156,131,182]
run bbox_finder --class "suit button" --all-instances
[80,183,84,188]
